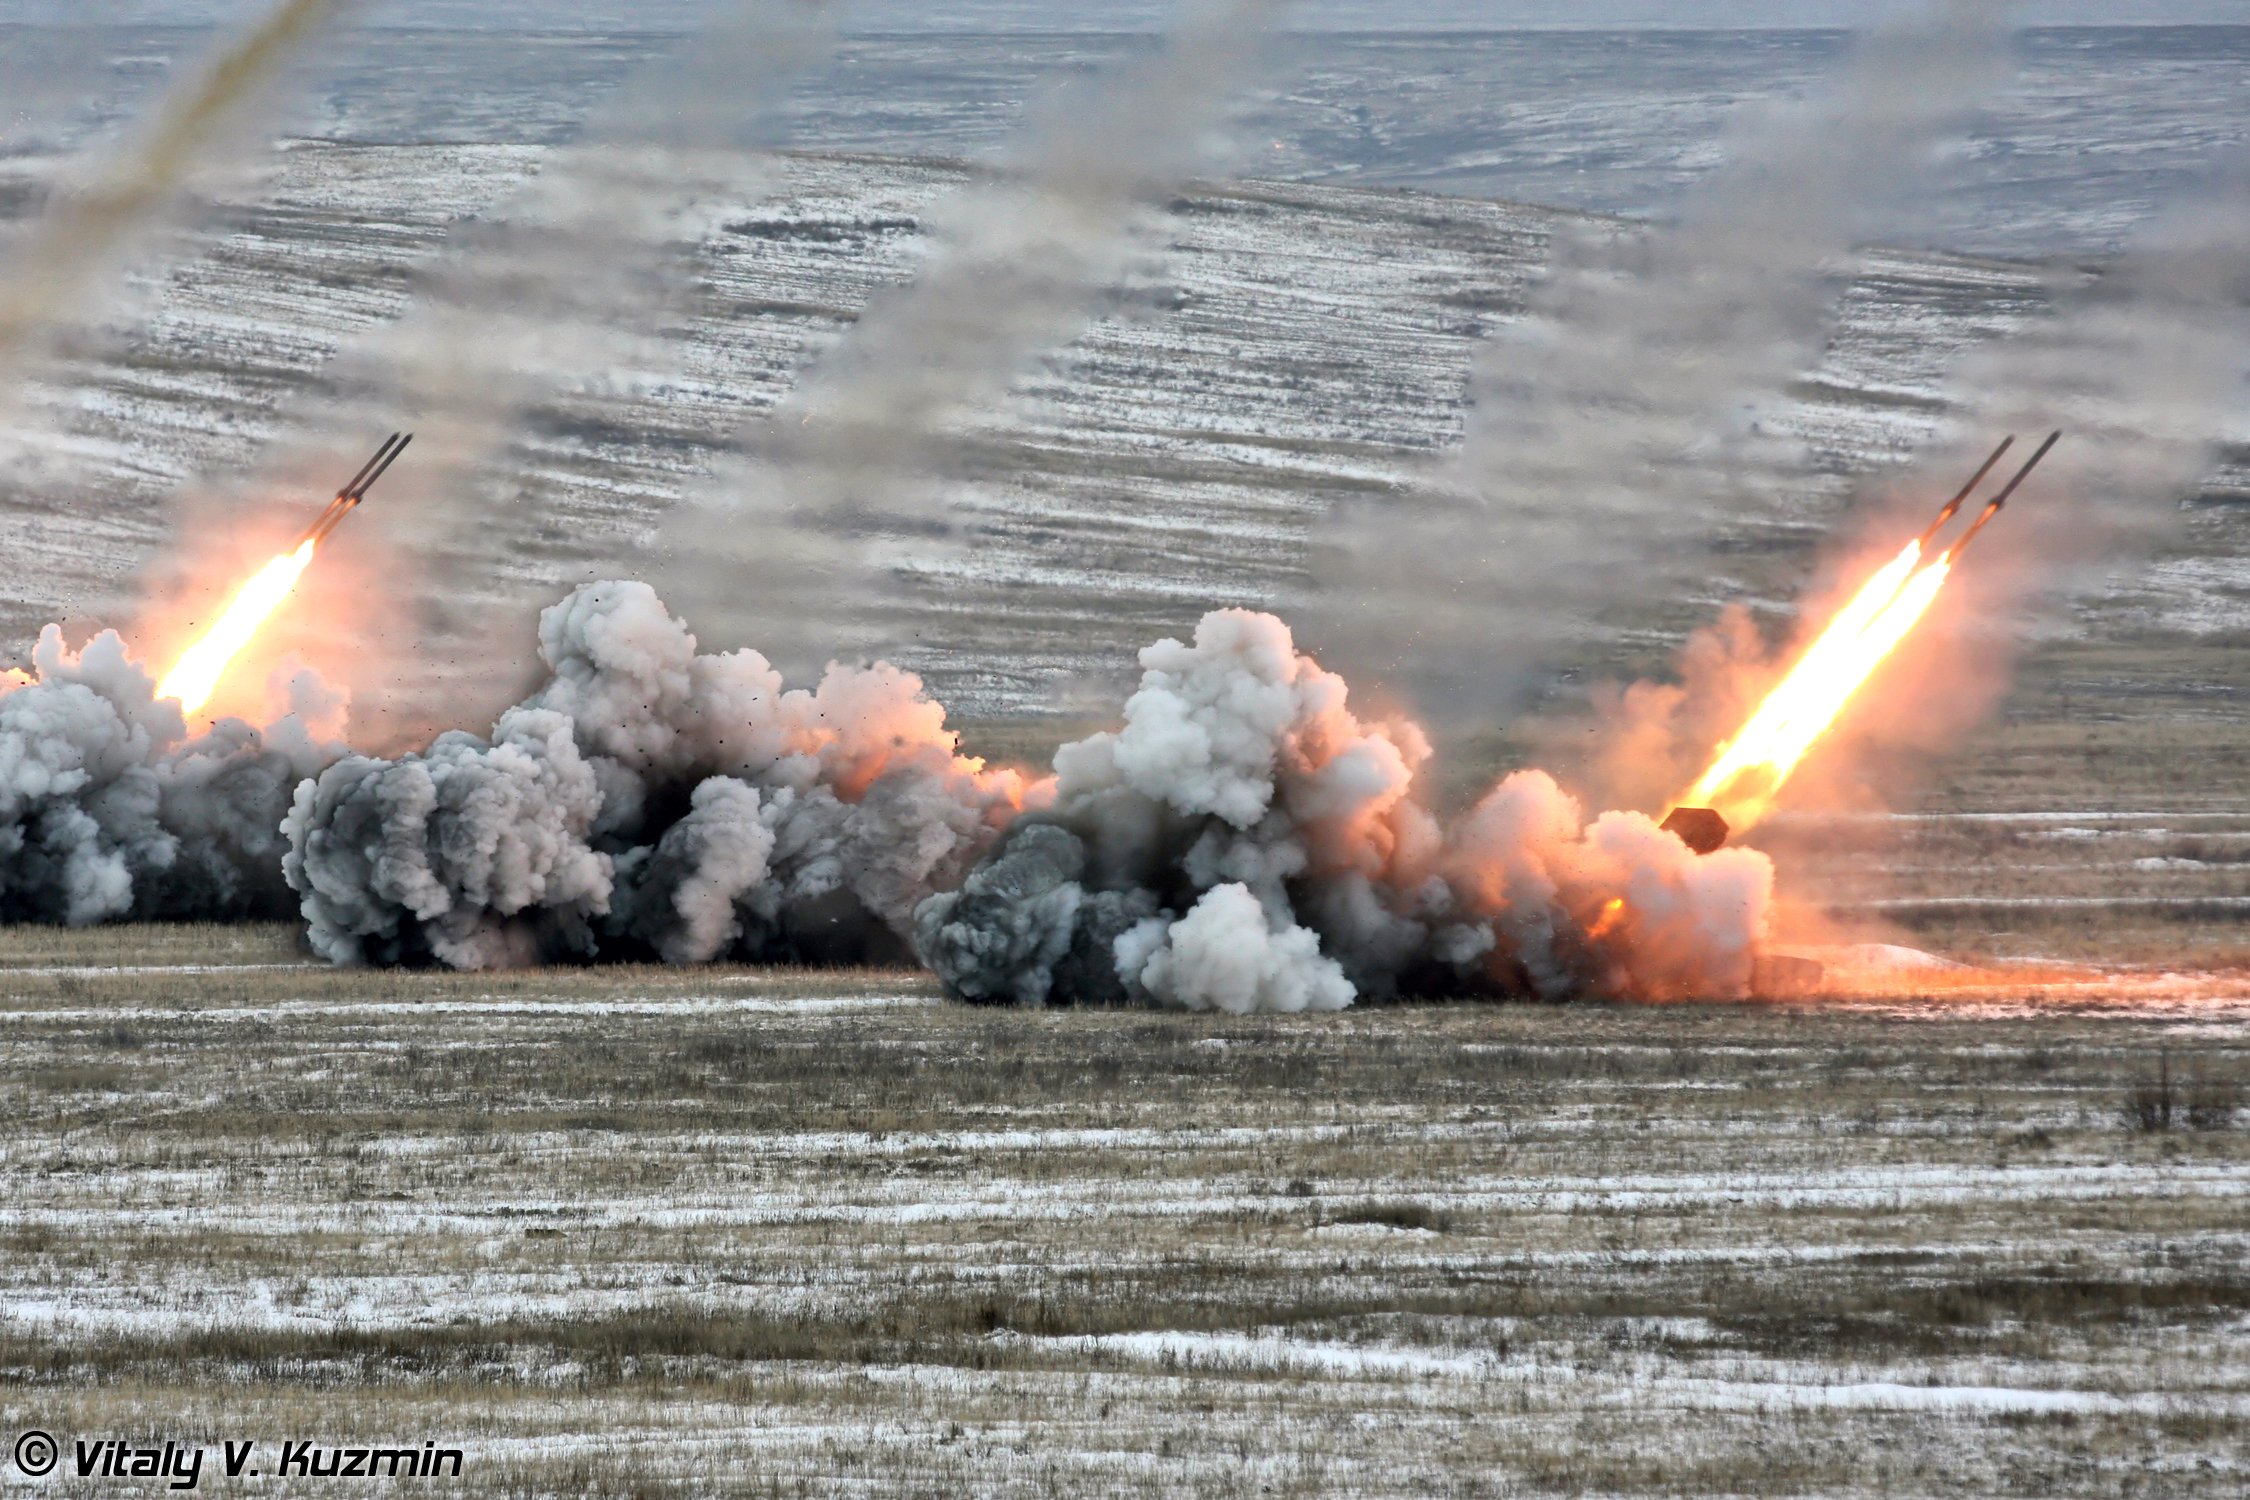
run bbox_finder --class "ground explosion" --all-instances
[5,434,2050,1001]
[918,609,1770,1010]
[0,579,1773,1005]
[0,626,342,925]
[278,587,1767,1003]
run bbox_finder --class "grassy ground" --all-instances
[1,931,2244,1495]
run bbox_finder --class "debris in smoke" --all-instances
[282,581,1029,969]
[916,609,1772,1011]
[0,627,346,925]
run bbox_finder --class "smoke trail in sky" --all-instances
[128,1,841,746]
[659,0,1289,678]
[0,0,344,394]
[1306,0,2015,736]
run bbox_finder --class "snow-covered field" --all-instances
[2,139,2220,704]
[4,132,2246,957]
[1,933,2243,1495]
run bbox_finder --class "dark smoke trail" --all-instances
[1306,0,2015,735]
[659,0,1289,677]
[0,0,345,393]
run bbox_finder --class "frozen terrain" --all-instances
[0,24,2245,938]
[0,929,2243,1496]
[19,25,2250,256]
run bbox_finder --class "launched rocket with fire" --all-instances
[1913,434,2015,551]
[155,432,413,715]
[1945,429,2061,560]
[1660,430,2064,857]
[298,432,411,548]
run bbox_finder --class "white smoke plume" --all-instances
[0,0,345,395]
[916,609,1771,1011]
[1307,0,2015,730]
[0,627,346,925]
[282,580,1029,969]
[662,0,1289,675]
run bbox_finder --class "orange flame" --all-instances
[1678,540,1953,834]
[156,539,317,715]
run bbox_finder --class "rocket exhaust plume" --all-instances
[0,0,342,390]
[155,541,318,716]
[139,1,838,744]
[1307,0,2014,732]
[662,0,1290,673]
[156,435,410,716]
[1672,434,2061,837]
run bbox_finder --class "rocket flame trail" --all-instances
[155,435,407,714]
[157,539,317,714]
[1679,541,1953,833]
[1674,432,2056,835]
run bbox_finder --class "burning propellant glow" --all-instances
[1674,433,2058,838]
[154,435,410,715]
[1680,541,1952,834]
[1683,537,1926,827]
[156,539,316,714]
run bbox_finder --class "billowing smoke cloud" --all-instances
[0,627,345,925]
[0,0,343,395]
[1307,0,2015,731]
[282,580,1029,969]
[662,0,1288,676]
[916,609,1770,1010]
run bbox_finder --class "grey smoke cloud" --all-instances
[658,0,1289,676]
[282,579,1027,968]
[0,627,343,925]
[1305,0,2016,734]
[916,607,1770,1010]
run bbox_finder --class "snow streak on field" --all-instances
[3,136,2247,951]
[0,140,2085,708]
[0,933,2243,1496]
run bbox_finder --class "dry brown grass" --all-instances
[1,927,2244,1495]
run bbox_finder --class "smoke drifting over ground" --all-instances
[0,629,344,925]
[1308,0,2011,731]
[917,609,1770,1011]
[282,581,1026,969]
[663,0,1287,676]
